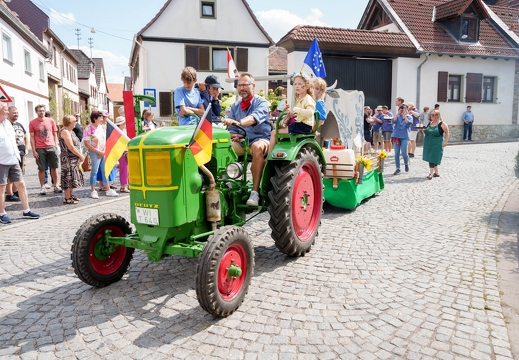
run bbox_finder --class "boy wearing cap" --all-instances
[198,75,223,122]
[174,66,205,125]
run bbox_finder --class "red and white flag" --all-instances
[227,48,238,78]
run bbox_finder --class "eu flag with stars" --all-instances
[303,38,326,78]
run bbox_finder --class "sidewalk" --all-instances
[2,152,129,223]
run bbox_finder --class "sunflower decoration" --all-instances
[379,151,389,159]
[356,156,373,171]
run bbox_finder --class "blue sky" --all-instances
[32,0,370,83]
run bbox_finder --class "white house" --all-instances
[70,49,99,112]
[0,2,49,131]
[92,58,109,113]
[129,0,274,120]
[278,0,519,141]
[42,28,80,122]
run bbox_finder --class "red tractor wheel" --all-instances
[196,226,254,317]
[268,146,323,256]
[71,213,134,287]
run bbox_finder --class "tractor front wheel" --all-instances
[268,146,323,256]
[196,226,254,317]
[71,213,134,287]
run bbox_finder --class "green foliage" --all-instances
[62,92,72,117]
[80,109,90,126]
[515,150,519,178]
[48,88,57,118]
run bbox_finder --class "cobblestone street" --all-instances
[0,141,518,359]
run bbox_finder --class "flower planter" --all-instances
[357,163,364,184]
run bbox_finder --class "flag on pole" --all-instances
[188,105,213,166]
[227,48,238,78]
[104,119,130,176]
[303,38,326,78]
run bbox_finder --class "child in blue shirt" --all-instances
[174,66,205,126]
[312,77,327,127]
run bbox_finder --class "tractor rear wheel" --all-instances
[71,213,134,287]
[268,146,323,256]
[196,226,254,317]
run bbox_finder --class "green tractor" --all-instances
[71,100,325,317]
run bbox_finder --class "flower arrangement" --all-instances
[356,156,373,171]
[379,151,388,159]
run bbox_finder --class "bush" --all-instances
[515,150,519,177]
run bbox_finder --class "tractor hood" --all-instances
[128,125,232,148]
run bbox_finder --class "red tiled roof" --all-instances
[277,25,415,49]
[377,0,519,58]
[490,5,519,37]
[436,0,489,20]
[268,46,287,72]
[107,84,124,103]
[494,0,519,7]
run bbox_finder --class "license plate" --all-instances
[135,207,159,225]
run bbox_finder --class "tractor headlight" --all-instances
[226,162,243,179]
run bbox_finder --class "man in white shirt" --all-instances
[0,102,39,224]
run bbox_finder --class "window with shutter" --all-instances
[186,46,198,68]
[236,48,248,72]
[159,91,173,117]
[199,47,210,70]
[466,73,482,103]
[437,71,448,102]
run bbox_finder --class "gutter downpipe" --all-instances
[416,52,430,111]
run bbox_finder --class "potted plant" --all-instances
[356,156,373,184]
[378,151,388,172]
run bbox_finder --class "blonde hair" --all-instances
[181,66,197,82]
[312,77,327,100]
[62,114,76,127]
[142,109,153,120]
[293,73,313,97]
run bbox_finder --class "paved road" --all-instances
[0,142,518,359]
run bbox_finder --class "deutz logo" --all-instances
[134,203,159,209]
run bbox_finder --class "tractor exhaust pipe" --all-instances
[199,165,220,230]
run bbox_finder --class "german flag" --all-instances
[104,119,130,176]
[189,105,212,166]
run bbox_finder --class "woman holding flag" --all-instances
[58,115,85,204]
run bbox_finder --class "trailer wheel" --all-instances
[71,213,134,287]
[268,146,323,256]
[196,226,254,317]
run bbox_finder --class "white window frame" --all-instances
[24,48,32,74]
[2,31,13,63]
[39,59,45,82]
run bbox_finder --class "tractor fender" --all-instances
[268,138,326,166]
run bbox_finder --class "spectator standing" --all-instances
[0,102,39,223]
[5,106,28,202]
[222,72,271,206]
[392,103,412,175]
[97,111,118,195]
[29,105,62,195]
[381,106,394,153]
[83,111,104,199]
[59,115,85,204]
[422,110,449,179]
[174,66,205,125]
[419,106,430,126]
[363,106,373,152]
[73,113,83,142]
[462,105,474,141]
[142,109,157,132]
[115,116,130,193]
[407,102,420,158]
[372,106,384,151]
